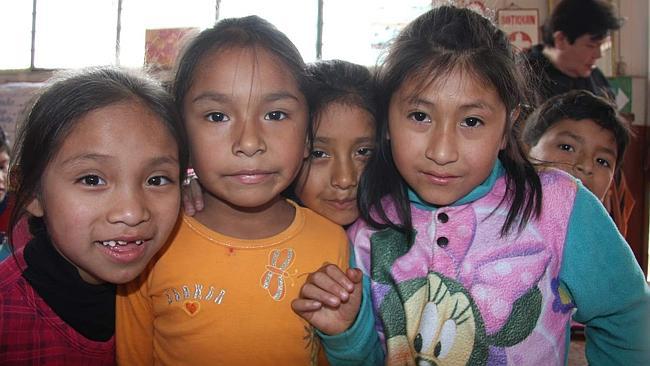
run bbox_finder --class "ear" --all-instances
[553,31,569,49]
[26,196,44,217]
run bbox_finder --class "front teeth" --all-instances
[100,240,144,247]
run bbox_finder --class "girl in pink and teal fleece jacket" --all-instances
[293,6,649,366]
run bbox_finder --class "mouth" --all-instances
[422,171,459,185]
[228,170,273,184]
[97,239,145,247]
[325,198,357,210]
[95,237,152,263]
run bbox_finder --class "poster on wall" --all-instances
[497,8,539,51]
[145,28,199,70]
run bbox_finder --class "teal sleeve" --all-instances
[560,185,650,365]
[317,244,385,365]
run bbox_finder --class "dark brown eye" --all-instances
[80,175,103,186]
[462,117,482,127]
[408,112,429,122]
[206,112,229,122]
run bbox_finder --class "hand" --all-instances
[182,175,204,216]
[291,264,363,336]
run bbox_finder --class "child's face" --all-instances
[294,103,375,226]
[184,46,309,211]
[528,118,617,200]
[0,149,9,202]
[27,101,181,284]
[388,70,507,206]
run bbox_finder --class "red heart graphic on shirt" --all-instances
[183,300,200,316]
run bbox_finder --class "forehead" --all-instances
[547,118,617,148]
[191,46,301,93]
[57,101,176,155]
[396,67,503,107]
[315,103,375,136]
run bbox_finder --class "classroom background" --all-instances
[0,0,648,281]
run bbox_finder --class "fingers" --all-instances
[346,268,363,284]
[320,263,356,295]
[299,264,354,306]
[189,178,204,211]
[181,177,204,216]
[182,183,197,216]
[291,298,322,313]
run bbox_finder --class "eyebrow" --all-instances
[61,153,112,166]
[406,97,496,112]
[192,91,301,104]
[314,136,375,144]
[61,153,178,168]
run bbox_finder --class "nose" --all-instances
[424,123,458,165]
[573,154,594,177]
[232,118,266,157]
[331,156,358,190]
[107,186,151,226]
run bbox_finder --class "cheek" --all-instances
[390,133,413,162]
[154,190,182,214]
[44,199,95,243]
[595,173,615,199]
[296,165,328,203]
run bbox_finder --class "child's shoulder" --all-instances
[298,205,346,235]
[0,250,30,298]
[536,167,579,192]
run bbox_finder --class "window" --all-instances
[119,0,216,67]
[322,0,432,65]
[34,0,117,68]
[0,0,434,70]
[0,2,33,69]
[219,0,318,62]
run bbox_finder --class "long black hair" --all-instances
[359,5,542,238]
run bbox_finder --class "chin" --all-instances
[103,268,144,285]
[580,69,594,78]
[334,217,357,227]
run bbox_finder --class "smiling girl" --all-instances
[0,67,188,364]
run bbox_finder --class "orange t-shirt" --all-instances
[116,201,349,365]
